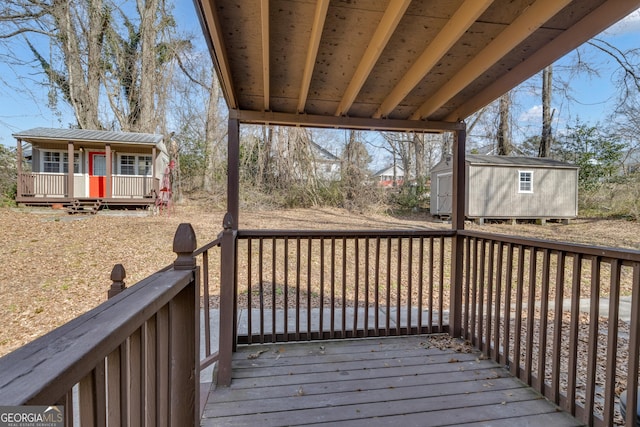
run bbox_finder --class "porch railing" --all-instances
[458,230,640,427]
[0,223,201,426]
[230,228,454,343]
[18,172,66,197]
[112,176,158,198]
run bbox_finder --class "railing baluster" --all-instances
[284,237,289,340]
[386,237,392,335]
[331,237,336,339]
[525,248,537,386]
[585,256,601,425]
[537,249,551,394]
[130,327,142,426]
[396,237,403,334]
[320,238,325,338]
[364,238,370,337]
[551,251,566,405]
[156,306,169,427]
[145,317,157,427]
[203,249,212,351]
[259,238,264,343]
[428,237,434,333]
[246,239,252,344]
[513,245,525,379]
[417,237,424,334]
[625,262,640,427]
[603,259,621,425]
[463,236,471,340]
[295,237,301,340]
[438,236,445,332]
[407,237,413,334]
[486,240,494,358]
[493,242,503,363]
[566,253,583,415]
[478,239,486,351]
[271,238,277,343]
[342,237,347,337]
[503,243,514,368]
[353,238,359,336]
[307,238,312,340]
[470,238,478,347]
[374,237,380,336]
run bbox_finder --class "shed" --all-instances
[430,154,579,222]
[13,127,169,210]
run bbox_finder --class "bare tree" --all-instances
[539,65,554,157]
[497,92,512,155]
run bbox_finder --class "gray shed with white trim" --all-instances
[430,155,578,220]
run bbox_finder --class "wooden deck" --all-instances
[202,335,583,426]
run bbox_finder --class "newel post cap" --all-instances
[173,223,197,270]
[108,264,127,299]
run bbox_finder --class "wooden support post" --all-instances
[16,139,23,198]
[171,223,199,426]
[218,213,237,386]
[67,141,74,198]
[108,264,126,299]
[228,116,240,230]
[105,143,112,199]
[450,126,466,338]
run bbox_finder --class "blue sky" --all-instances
[0,5,639,150]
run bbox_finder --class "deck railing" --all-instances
[231,229,454,343]
[458,230,640,427]
[18,172,67,197]
[112,175,158,198]
[0,224,201,426]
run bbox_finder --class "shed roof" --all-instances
[13,127,164,146]
[466,154,578,168]
[193,0,638,131]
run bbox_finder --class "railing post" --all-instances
[218,213,237,386]
[108,264,126,299]
[450,126,466,338]
[171,223,199,426]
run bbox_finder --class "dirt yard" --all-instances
[1,203,639,356]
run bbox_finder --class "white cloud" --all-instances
[519,105,543,123]
[604,7,640,35]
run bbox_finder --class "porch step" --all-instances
[67,199,103,215]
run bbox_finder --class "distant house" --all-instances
[310,141,340,181]
[430,154,578,222]
[13,127,169,209]
[374,165,404,187]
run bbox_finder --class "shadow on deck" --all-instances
[202,335,581,426]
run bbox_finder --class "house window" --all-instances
[42,151,80,173]
[62,153,81,174]
[120,155,136,175]
[43,152,61,172]
[119,154,153,175]
[138,156,152,176]
[519,170,533,193]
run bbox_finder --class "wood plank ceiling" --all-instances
[194,0,639,129]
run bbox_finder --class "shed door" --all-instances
[89,152,106,198]
[436,173,452,215]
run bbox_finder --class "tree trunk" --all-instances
[203,73,220,192]
[539,65,553,157]
[413,133,425,185]
[497,92,512,155]
[135,0,158,133]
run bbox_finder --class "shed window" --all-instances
[43,152,61,173]
[519,171,533,193]
[138,156,152,176]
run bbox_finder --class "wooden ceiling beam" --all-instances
[297,0,330,113]
[334,0,412,117]
[194,0,237,109]
[230,109,465,132]
[410,0,573,120]
[447,0,640,121]
[373,0,494,119]
[261,0,270,111]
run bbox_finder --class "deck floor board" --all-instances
[202,335,583,426]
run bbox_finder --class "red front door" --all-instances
[89,152,106,198]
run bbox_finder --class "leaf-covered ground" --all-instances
[1,203,638,356]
